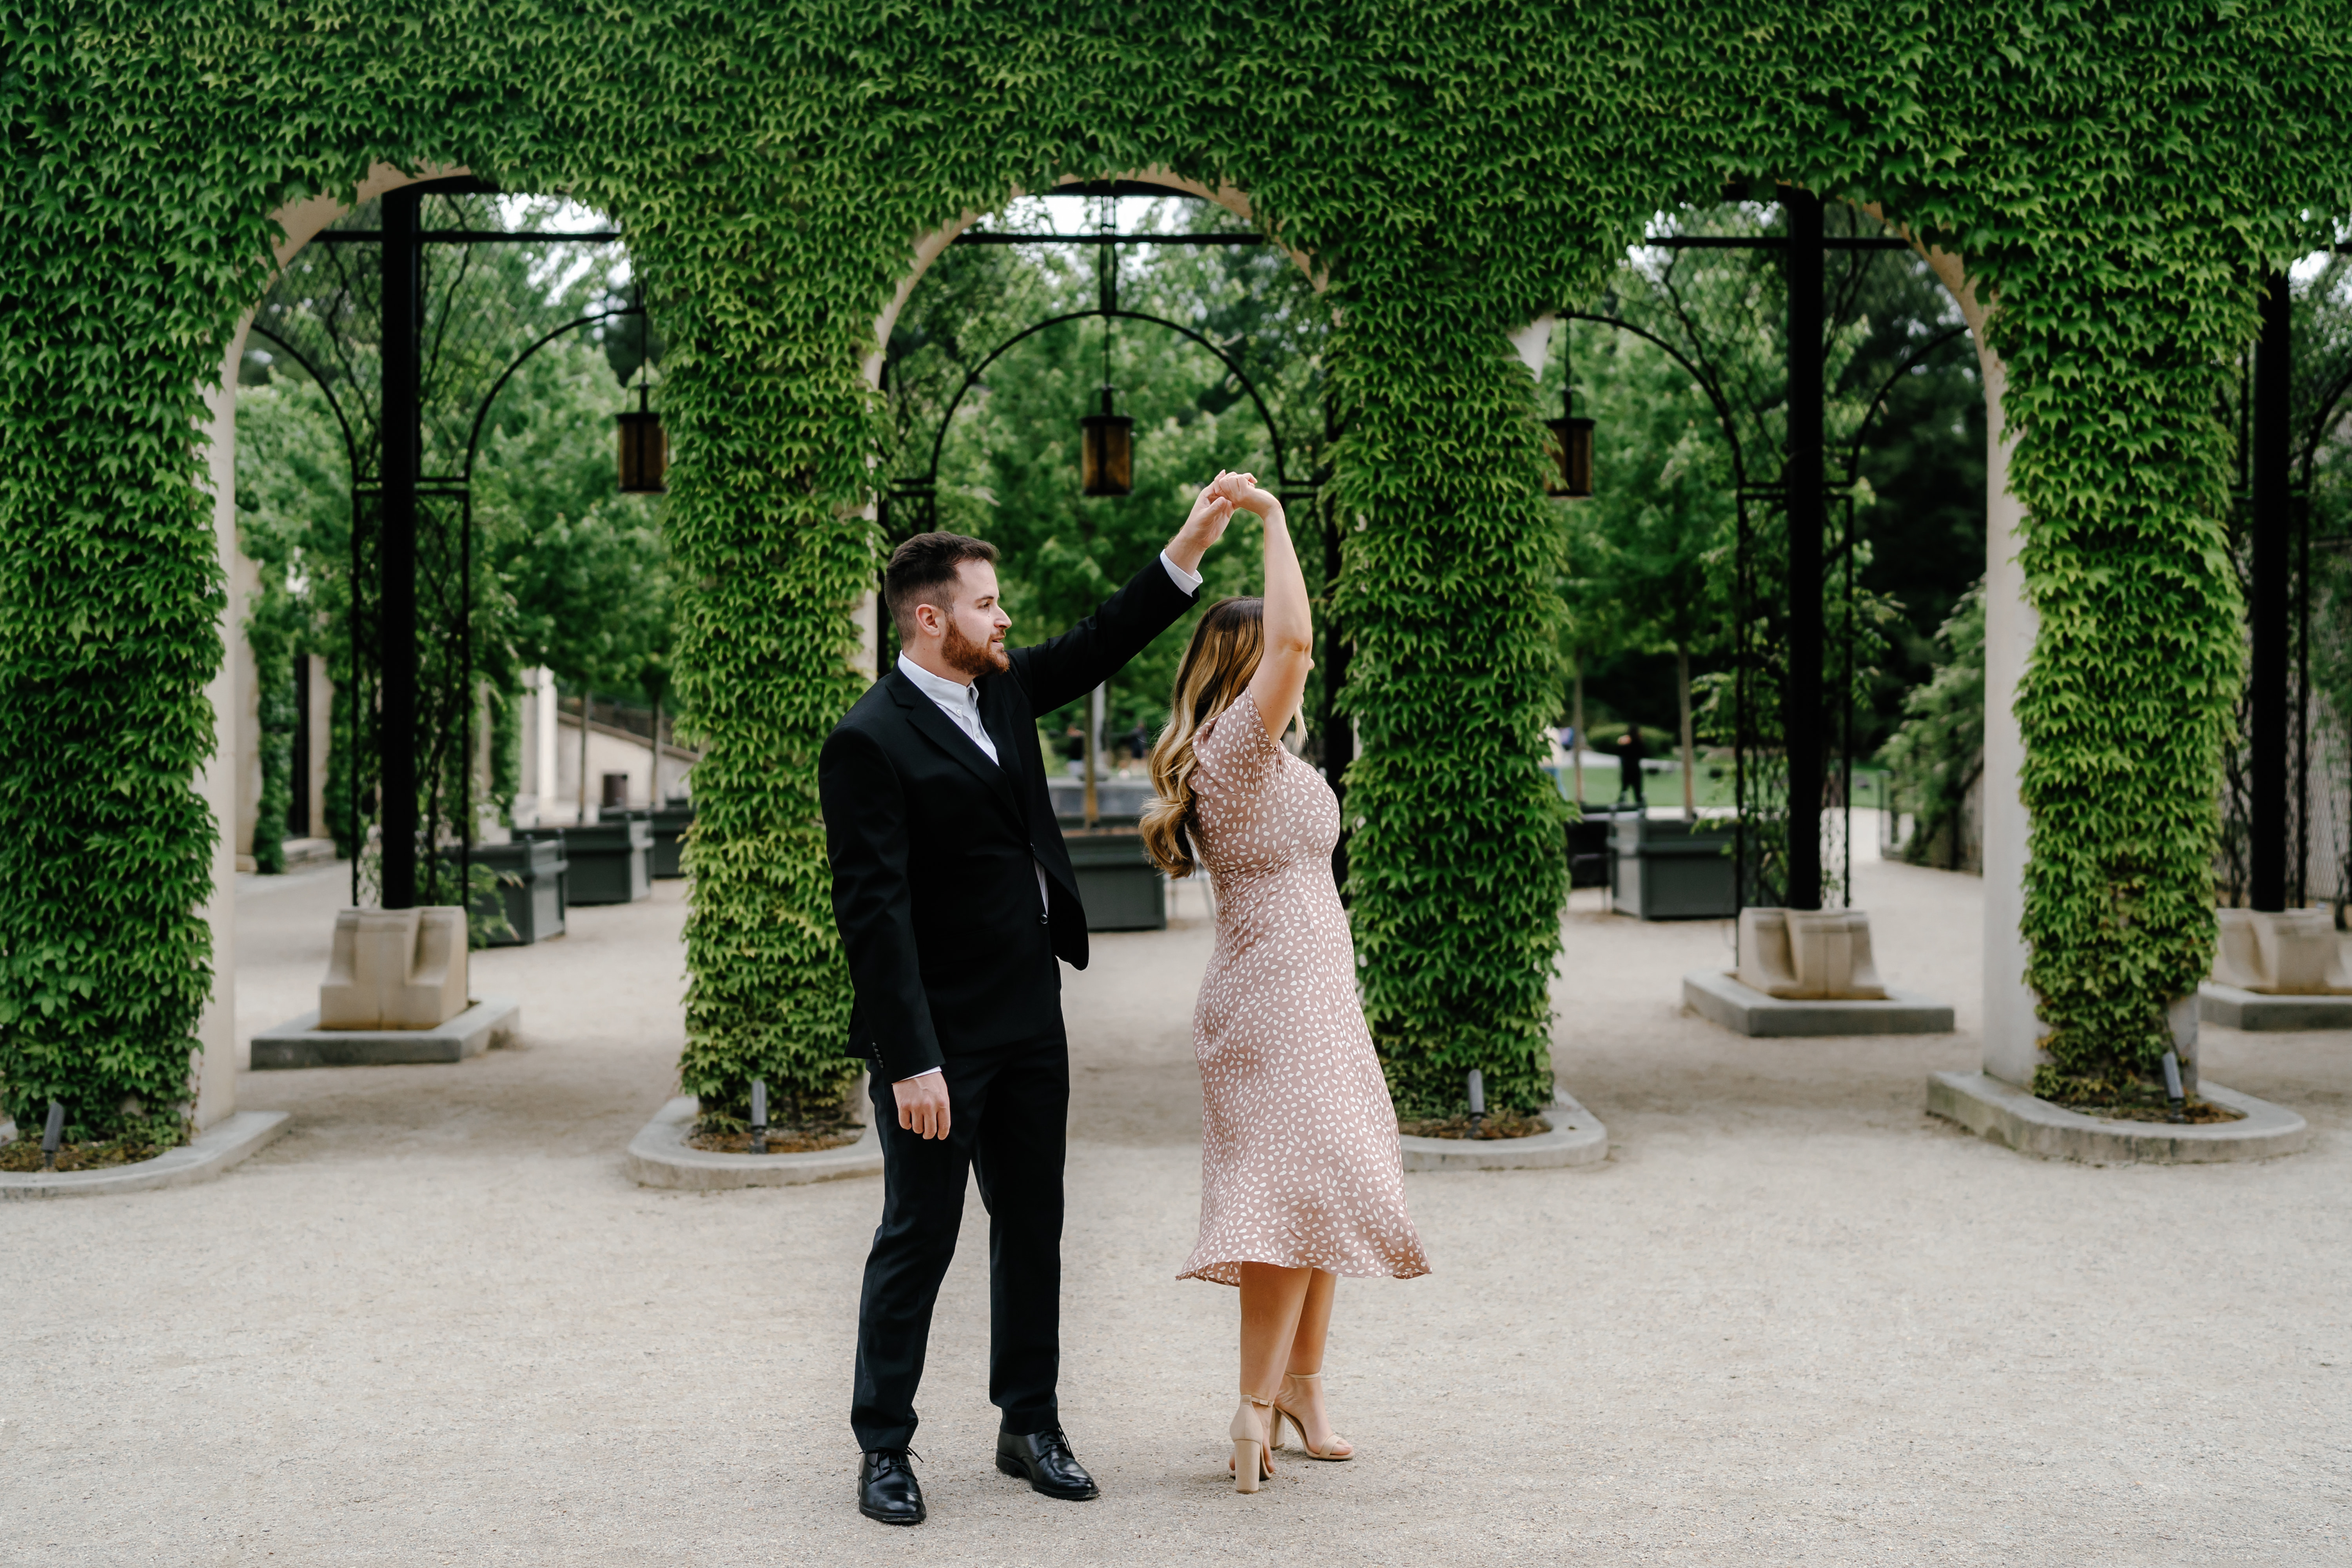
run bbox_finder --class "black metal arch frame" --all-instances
[901,305,1304,503]
[247,186,641,909]
[1551,280,1974,911]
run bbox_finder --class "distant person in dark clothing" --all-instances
[1613,728,1647,809]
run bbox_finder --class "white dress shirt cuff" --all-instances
[1160,550,1204,596]
[898,1066,943,1082]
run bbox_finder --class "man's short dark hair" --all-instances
[885,531,1000,640]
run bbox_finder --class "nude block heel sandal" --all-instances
[1230,1392,1276,1493]
[1272,1371,1354,1461]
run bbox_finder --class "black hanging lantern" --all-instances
[1080,385,1133,497]
[617,380,667,494]
[1546,319,1595,499]
[616,298,666,494]
[1546,410,1595,499]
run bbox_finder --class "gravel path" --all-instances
[3,860,2347,1566]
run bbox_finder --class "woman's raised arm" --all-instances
[1219,472,1311,742]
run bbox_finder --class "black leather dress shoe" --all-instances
[995,1426,1100,1500]
[858,1448,926,1525]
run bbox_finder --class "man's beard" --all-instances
[942,616,1009,678]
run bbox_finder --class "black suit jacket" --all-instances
[820,559,1198,1081]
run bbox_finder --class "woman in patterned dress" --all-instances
[1140,471,1430,1494]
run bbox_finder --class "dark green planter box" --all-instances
[1611,815,1737,920]
[650,803,693,879]
[518,819,652,905]
[1565,806,1636,889]
[1064,829,1166,931]
[459,837,566,946]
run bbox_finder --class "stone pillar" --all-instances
[232,543,262,873]
[534,666,560,816]
[305,653,332,843]
[1975,352,2044,1085]
[192,328,249,1130]
[852,587,882,682]
[1915,246,2043,1087]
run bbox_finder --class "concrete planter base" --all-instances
[2197,982,2352,1032]
[251,997,521,1069]
[625,1096,883,1189]
[0,1111,289,1201]
[1926,1070,2308,1164]
[1397,1090,1608,1171]
[1684,969,1954,1036]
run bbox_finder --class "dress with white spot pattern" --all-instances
[1176,692,1430,1287]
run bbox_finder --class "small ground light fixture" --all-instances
[2161,1051,2186,1124]
[750,1078,768,1155]
[41,1099,65,1170]
[1466,1069,1485,1139]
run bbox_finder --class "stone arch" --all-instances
[192,162,572,1128]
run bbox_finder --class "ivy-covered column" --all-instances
[632,194,878,1127]
[1329,255,1570,1119]
[1996,256,2246,1103]
[0,210,230,1145]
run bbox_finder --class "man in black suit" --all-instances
[820,491,1234,1526]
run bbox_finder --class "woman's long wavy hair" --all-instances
[1140,596,1266,878]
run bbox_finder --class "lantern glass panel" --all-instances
[617,410,667,494]
[1546,416,1595,499]
[1080,413,1134,497]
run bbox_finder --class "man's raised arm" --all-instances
[1010,475,1235,712]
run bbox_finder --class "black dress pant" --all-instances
[851,1030,1069,1451]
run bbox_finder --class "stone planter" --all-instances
[1612,815,1737,920]
[1065,828,1166,931]
[649,802,694,879]
[451,837,566,945]
[1049,775,1154,828]
[625,1096,882,1189]
[1396,1087,1609,1171]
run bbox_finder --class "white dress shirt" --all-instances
[890,551,1201,1082]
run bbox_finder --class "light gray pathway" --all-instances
[3,861,2347,1565]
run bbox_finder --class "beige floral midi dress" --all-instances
[1177,693,1430,1287]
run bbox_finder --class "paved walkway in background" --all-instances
[4,861,2348,1566]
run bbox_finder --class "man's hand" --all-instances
[893,1071,952,1141]
[1165,471,1239,575]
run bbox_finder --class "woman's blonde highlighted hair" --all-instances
[1139,597,1266,878]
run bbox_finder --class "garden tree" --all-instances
[1835,250,1987,744]
[2307,264,2352,866]
[1556,320,1736,817]
[1880,580,1987,870]
[232,375,348,871]
[470,331,674,814]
